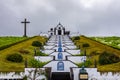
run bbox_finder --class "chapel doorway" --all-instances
[58,30,61,35]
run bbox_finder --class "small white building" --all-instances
[48,23,70,36]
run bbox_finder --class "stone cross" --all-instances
[21,18,30,37]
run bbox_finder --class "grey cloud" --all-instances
[0,0,120,36]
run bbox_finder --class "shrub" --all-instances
[35,51,48,56]
[73,36,80,41]
[6,53,23,62]
[32,41,42,47]
[77,60,92,67]
[90,51,100,56]
[29,59,47,68]
[19,49,30,54]
[73,52,84,56]
[99,52,120,65]
[82,43,90,48]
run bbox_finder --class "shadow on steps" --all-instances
[51,72,71,80]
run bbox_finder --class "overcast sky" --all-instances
[0,0,120,36]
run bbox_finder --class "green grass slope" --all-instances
[0,36,47,72]
[73,35,120,72]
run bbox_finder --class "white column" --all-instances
[56,30,58,35]
[62,29,64,35]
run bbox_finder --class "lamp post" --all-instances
[79,66,88,80]
[79,43,89,80]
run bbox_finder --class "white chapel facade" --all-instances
[48,23,70,36]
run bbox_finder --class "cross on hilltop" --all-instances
[21,18,30,37]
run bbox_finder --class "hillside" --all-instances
[0,37,28,50]
[73,35,120,72]
[0,36,47,72]
[90,36,120,50]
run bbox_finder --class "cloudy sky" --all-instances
[0,0,120,36]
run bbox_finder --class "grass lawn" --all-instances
[98,62,120,72]
[73,36,120,72]
[0,37,27,48]
[90,36,120,49]
[0,36,47,72]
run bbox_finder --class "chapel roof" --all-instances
[55,22,64,28]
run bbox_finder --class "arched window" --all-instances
[58,52,63,60]
[57,61,64,70]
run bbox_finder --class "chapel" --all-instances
[49,23,70,35]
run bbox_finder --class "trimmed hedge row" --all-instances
[0,36,36,50]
